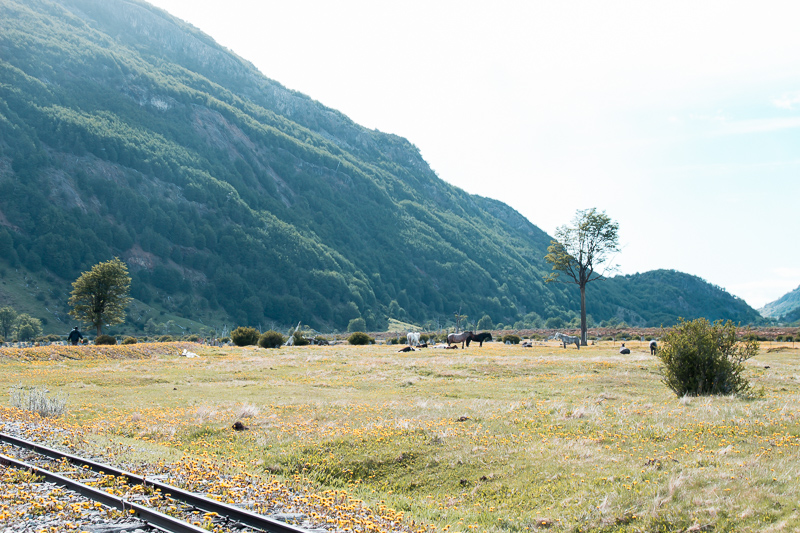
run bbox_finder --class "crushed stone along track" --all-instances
[0,432,316,533]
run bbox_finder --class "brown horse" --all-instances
[447,331,473,348]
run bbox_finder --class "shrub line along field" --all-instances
[1,341,799,532]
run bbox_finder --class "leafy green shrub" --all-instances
[656,318,759,397]
[158,335,174,342]
[220,337,230,344]
[292,331,310,346]
[501,334,520,344]
[258,330,284,348]
[420,334,430,342]
[348,332,374,345]
[314,336,329,345]
[231,326,260,346]
[95,334,117,345]
[121,336,138,345]
[185,334,200,342]
[388,337,401,345]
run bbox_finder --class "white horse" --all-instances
[552,332,580,349]
[407,331,421,346]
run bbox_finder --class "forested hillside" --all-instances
[759,285,800,323]
[0,0,762,335]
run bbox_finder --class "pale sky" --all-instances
[147,0,800,310]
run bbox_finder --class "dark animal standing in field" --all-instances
[619,343,631,355]
[649,340,657,355]
[471,332,493,346]
[447,331,473,348]
[232,421,248,431]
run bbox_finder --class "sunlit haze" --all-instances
[147,0,800,309]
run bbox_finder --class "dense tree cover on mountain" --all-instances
[0,0,762,334]
[759,285,800,321]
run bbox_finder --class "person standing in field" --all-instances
[68,326,83,346]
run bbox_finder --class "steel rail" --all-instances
[0,453,207,533]
[0,432,306,533]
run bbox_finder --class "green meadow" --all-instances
[1,340,798,532]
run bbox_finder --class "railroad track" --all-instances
[0,432,308,533]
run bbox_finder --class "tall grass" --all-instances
[9,383,67,418]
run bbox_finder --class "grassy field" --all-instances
[1,340,799,532]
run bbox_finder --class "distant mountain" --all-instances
[592,270,762,327]
[0,0,763,335]
[759,286,800,322]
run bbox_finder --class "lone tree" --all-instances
[544,208,620,345]
[68,258,132,335]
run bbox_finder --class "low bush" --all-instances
[231,327,260,346]
[292,331,310,346]
[158,335,174,342]
[348,332,374,345]
[95,334,117,345]
[121,336,138,345]
[258,330,284,349]
[657,318,759,397]
[501,334,521,344]
[313,336,329,345]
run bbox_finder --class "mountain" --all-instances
[0,0,762,336]
[593,270,761,327]
[759,286,800,322]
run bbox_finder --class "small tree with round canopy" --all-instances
[68,258,132,336]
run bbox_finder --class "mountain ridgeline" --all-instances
[0,0,761,334]
[759,286,800,324]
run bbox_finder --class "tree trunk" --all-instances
[579,283,587,346]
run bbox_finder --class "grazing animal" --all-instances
[649,340,657,355]
[407,332,421,346]
[553,332,580,349]
[471,332,493,346]
[447,331,473,348]
[619,343,631,355]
